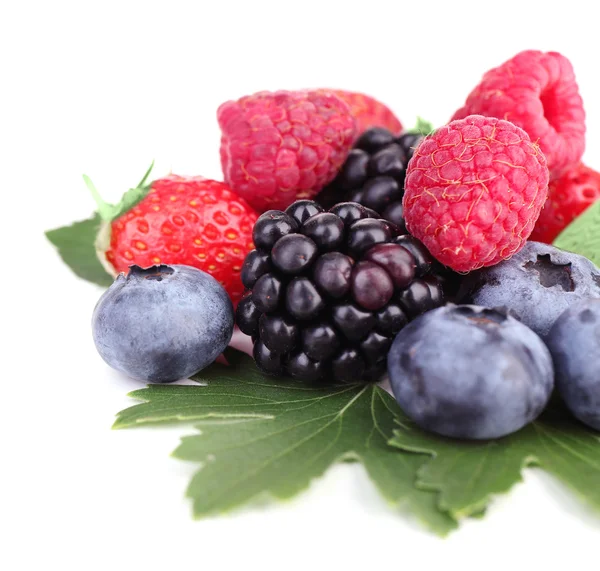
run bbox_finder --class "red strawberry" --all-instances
[88,170,258,304]
[530,163,600,244]
[328,89,403,136]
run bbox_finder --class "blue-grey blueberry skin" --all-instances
[387,304,554,440]
[92,264,234,383]
[546,299,600,432]
[460,242,600,339]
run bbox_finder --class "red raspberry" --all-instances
[530,163,600,244]
[403,115,549,272]
[101,176,258,304]
[218,90,356,212]
[328,89,402,135]
[452,50,585,179]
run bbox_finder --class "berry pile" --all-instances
[317,127,423,232]
[236,200,444,383]
[60,48,600,440]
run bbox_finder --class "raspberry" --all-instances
[530,163,600,244]
[218,90,356,213]
[452,50,585,179]
[328,90,402,136]
[236,200,445,383]
[403,115,549,273]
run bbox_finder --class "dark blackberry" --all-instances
[317,127,465,300]
[317,127,423,213]
[236,201,447,384]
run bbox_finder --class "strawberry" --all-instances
[530,163,600,244]
[87,167,258,304]
[328,89,403,136]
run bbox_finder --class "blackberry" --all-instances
[317,127,424,232]
[318,128,464,301]
[236,200,446,384]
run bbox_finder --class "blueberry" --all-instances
[253,210,299,251]
[388,304,554,439]
[460,242,600,338]
[92,265,234,383]
[546,299,600,431]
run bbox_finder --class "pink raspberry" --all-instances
[327,89,402,135]
[403,115,549,272]
[452,50,585,179]
[218,90,356,212]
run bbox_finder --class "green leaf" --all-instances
[114,350,457,535]
[45,214,114,287]
[84,161,154,223]
[553,200,600,266]
[389,402,600,519]
[406,116,435,136]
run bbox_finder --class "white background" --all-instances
[2,1,600,569]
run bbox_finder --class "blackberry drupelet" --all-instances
[237,201,446,384]
[317,127,424,232]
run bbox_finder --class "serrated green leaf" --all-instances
[115,350,457,535]
[45,214,113,287]
[553,201,600,266]
[389,402,600,519]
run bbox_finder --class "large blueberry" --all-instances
[546,299,600,431]
[92,264,234,383]
[460,242,600,339]
[388,304,554,439]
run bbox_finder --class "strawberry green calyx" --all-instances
[85,161,155,276]
[84,161,155,223]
